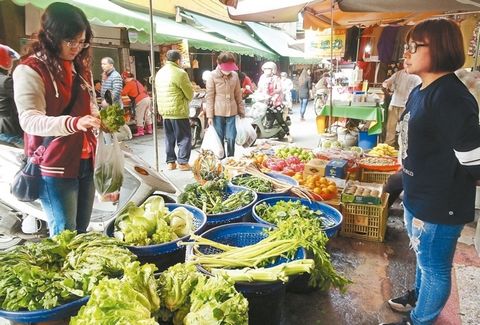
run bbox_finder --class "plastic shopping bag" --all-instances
[201,126,224,159]
[235,116,257,148]
[94,131,124,202]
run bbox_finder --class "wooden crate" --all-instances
[340,193,389,242]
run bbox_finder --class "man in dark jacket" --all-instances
[0,44,23,148]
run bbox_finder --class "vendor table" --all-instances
[318,104,383,135]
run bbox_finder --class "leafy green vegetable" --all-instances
[184,275,249,325]
[94,161,124,195]
[266,218,351,291]
[231,174,274,193]
[157,263,200,312]
[0,231,135,312]
[99,103,125,133]
[114,196,194,246]
[178,179,254,214]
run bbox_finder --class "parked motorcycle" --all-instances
[245,93,291,140]
[0,143,179,250]
[189,90,207,148]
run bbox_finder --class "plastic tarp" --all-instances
[184,11,278,60]
[11,0,152,32]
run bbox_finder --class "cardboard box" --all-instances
[325,159,348,179]
[341,180,383,205]
[303,159,327,177]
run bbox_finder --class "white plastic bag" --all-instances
[201,127,225,158]
[235,116,257,147]
[94,131,125,202]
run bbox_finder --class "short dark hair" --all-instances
[406,18,465,73]
[93,79,101,85]
[166,50,182,62]
[217,51,236,64]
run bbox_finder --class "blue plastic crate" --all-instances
[0,296,89,323]
[251,196,343,238]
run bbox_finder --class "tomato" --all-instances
[291,163,305,173]
[286,156,301,165]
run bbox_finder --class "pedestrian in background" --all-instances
[0,44,23,148]
[121,71,152,137]
[155,49,193,171]
[280,72,293,113]
[239,71,254,99]
[205,51,245,158]
[382,62,421,147]
[13,2,100,236]
[298,68,312,120]
[100,57,122,107]
[381,18,480,325]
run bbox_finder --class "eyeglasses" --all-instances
[403,41,428,54]
[63,40,90,49]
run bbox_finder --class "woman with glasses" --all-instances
[380,18,480,325]
[13,2,100,236]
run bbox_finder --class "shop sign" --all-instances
[178,39,191,68]
[304,28,346,58]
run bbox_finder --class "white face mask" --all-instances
[221,70,231,75]
[263,68,273,76]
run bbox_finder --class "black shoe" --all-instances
[388,290,416,312]
[379,318,411,325]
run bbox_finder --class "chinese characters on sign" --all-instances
[305,28,346,58]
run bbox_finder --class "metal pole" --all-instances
[149,0,159,171]
[328,0,334,132]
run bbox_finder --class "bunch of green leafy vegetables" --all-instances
[178,178,255,214]
[266,217,351,291]
[94,161,124,195]
[231,174,274,193]
[156,263,248,325]
[113,196,195,246]
[255,199,336,229]
[70,261,159,325]
[0,231,135,311]
[99,103,125,133]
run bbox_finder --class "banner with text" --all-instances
[304,28,346,59]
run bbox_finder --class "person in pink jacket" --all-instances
[205,52,245,158]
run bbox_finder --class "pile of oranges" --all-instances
[292,172,338,199]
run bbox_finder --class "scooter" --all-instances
[189,90,207,148]
[245,93,291,140]
[0,143,179,250]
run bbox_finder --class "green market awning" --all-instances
[133,14,258,57]
[245,21,312,62]
[184,11,278,60]
[11,0,152,32]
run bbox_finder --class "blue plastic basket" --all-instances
[252,196,343,238]
[192,222,305,325]
[204,185,258,228]
[194,222,306,282]
[106,203,207,271]
[230,172,298,201]
[0,296,89,323]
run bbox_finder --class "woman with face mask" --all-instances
[205,51,245,158]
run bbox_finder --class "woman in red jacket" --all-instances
[13,3,100,236]
[121,71,152,136]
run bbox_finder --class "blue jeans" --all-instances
[300,98,309,118]
[39,159,95,236]
[404,207,464,325]
[0,133,23,148]
[213,116,236,158]
[164,118,192,164]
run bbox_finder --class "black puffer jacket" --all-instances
[0,71,23,137]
